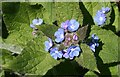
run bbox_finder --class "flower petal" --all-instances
[30,24,35,28]
[32,18,43,25]
[54,28,65,43]
[73,51,79,56]
[44,38,53,51]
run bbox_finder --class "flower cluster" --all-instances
[94,7,110,26]
[44,19,100,60]
[44,19,81,60]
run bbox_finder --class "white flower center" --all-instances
[71,25,75,29]
[49,43,52,47]
[99,17,103,21]
[55,50,58,53]
[60,34,64,38]
[102,11,105,13]
[71,48,75,52]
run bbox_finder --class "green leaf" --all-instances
[76,25,88,41]
[2,2,44,49]
[90,26,119,63]
[0,70,4,77]
[55,2,83,26]
[0,43,22,54]
[37,24,58,40]
[109,65,118,75]
[5,36,60,75]
[39,2,56,24]
[75,44,97,71]
[1,49,15,67]
[82,2,111,25]
[85,71,97,76]
[0,36,22,54]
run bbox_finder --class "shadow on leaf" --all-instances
[2,18,9,39]
[79,2,94,25]
[94,41,120,76]
[44,60,88,76]
[30,3,43,10]
[2,2,20,14]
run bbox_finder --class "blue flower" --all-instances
[32,18,43,25]
[88,34,99,52]
[61,20,69,30]
[94,7,110,26]
[44,38,53,51]
[63,46,81,59]
[54,28,65,43]
[101,7,110,13]
[67,19,80,32]
[94,11,106,26]
[50,47,63,59]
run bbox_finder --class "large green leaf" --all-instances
[90,26,118,63]
[2,2,47,55]
[75,44,97,71]
[4,36,60,75]
[55,2,83,26]
[2,2,44,46]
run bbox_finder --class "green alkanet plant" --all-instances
[1,2,119,77]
